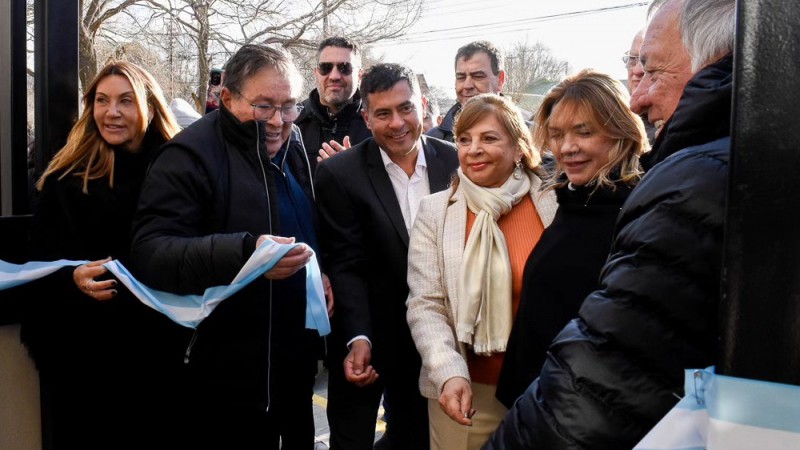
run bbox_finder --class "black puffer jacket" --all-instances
[295,88,371,172]
[484,54,733,450]
[130,104,315,409]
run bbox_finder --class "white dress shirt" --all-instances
[379,142,431,230]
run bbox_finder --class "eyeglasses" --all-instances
[250,102,304,122]
[622,54,640,68]
[317,62,354,76]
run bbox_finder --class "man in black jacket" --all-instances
[130,44,321,450]
[295,36,372,172]
[484,0,736,448]
[315,63,459,450]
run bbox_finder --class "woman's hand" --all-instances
[439,377,476,426]
[73,257,117,301]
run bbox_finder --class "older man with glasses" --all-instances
[130,44,328,449]
[624,29,645,93]
[624,29,656,144]
[295,36,372,171]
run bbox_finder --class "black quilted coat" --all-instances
[483,54,733,450]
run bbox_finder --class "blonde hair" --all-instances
[533,69,648,191]
[455,93,540,168]
[37,61,180,193]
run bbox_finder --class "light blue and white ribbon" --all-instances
[634,367,800,450]
[0,239,330,335]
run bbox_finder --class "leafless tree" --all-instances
[79,0,151,90]
[122,0,423,114]
[26,0,423,113]
[504,40,571,107]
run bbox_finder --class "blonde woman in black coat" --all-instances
[496,69,648,408]
[26,61,182,448]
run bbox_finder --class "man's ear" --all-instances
[220,87,233,110]
[497,70,507,92]
[361,109,372,131]
[421,96,428,117]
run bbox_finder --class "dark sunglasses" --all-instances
[318,62,353,76]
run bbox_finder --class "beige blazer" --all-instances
[406,173,557,399]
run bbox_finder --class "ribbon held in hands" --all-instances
[0,238,330,334]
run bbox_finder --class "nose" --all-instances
[267,108,284,127]
[466,139,483,155]
[630,76,650,115]
[388,111,404,129]
[106,102,122,117]
[560,135,578,156]
[463,76,475,90]
[329,66,342,80]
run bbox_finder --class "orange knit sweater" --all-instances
[464,195,544,385]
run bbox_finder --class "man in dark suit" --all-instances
[315,63,459,450]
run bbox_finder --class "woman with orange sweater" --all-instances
[406,93,557,450]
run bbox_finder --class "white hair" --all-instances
[681,0,736,71]
[647,0,669,21]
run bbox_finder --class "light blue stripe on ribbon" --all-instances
[707,370,800,434]
[0,239,330,335]
[0,259,89,290]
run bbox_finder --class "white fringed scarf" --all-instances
[455,168,532,355]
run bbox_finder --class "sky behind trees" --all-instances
[371,0,649,98]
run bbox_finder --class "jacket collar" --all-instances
[217,102,267,156]
[298,88,364,124]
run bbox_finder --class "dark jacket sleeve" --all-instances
[314,156,373,341]
[484,139,730,450]
[130,144,248,295]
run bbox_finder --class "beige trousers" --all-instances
[428,382,508,450]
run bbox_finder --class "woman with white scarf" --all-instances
[406,93,557,450]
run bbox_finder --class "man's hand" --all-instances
[439,377,475,426]
[317,136,352,162]
[258,235,313,280]
[322,273,334,317]
[344,339,378,387]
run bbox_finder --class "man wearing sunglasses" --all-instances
[295,36,372,172]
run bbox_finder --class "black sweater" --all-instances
[496,182,632,408]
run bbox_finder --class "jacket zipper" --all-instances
[184,328,200,364]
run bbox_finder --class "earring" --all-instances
[513,159,523,180]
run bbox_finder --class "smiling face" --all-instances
[362,80,424,163]
[547,101,615,187]
[630,0,693,133]
[93,74,146,152]
[221,67,298,158]
[455,51,505,106]
[456,110,520,188]
[315,46,360,113]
